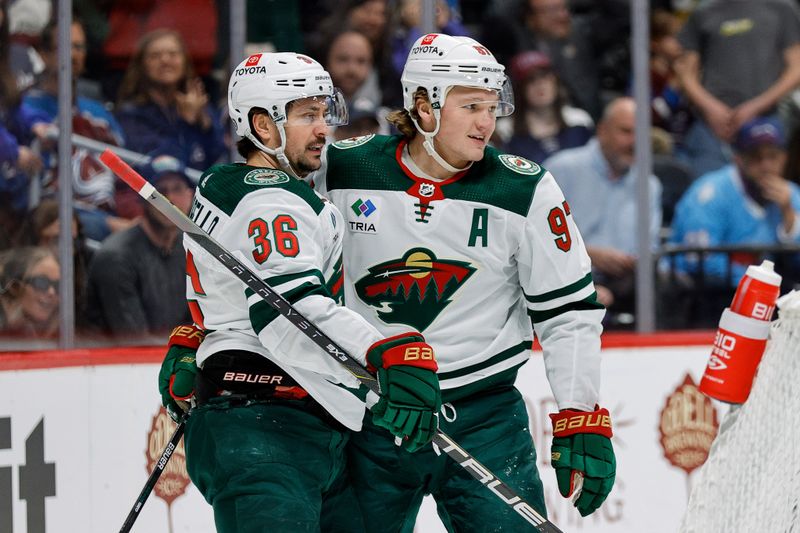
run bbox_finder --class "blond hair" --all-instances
[386,88,429,139]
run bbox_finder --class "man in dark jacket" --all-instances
[86,154,194,339]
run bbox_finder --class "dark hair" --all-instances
[0,0,20,109]
[323,29,374,71]
[386,88,428,139]
[117,29,195,105]
[15,200,92,306]
[39,17,86,53]
[235,107,268,158]
[20,199,84,246]
[651,9,679,42]
[511,70,569,137]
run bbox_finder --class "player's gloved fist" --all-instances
[366,332,441,453]
[550,406,616,517]
[158,324,204,422]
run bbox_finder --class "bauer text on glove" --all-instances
[550,406,616,517]
[367,332,441,453]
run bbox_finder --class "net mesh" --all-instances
[681,291,800,533]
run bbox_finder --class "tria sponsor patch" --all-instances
[347,194,380,234]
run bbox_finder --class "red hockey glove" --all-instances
[550,406,616,516]
[367,332,441,452]
[158,324,203,422]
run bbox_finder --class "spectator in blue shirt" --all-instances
[544,97,662,320]
[23,18,133,242]
[669,116,800,285]
[0,0,49,247]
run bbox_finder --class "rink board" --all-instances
[0,333,719,533]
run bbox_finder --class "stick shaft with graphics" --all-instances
[119,417,186,533]
[100,150,562,533]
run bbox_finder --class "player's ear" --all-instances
[251,111,274,146]
[415,97,435,133]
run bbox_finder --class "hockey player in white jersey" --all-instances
[157,52,441,533]
[312,33,617,529]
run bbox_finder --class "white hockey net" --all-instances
[681,291,800,533]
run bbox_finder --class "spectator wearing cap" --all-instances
[544,97,662,324]
[86,154,193,339]
[669,116,800,286]
[496,50,593,163]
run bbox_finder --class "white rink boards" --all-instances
[0,335,719,533]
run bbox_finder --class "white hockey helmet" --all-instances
[228,52,348,175]
[401,33,514,116]
[400,34,514,172]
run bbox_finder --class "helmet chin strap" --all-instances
[246,123,301,179]
[411,109,471,174]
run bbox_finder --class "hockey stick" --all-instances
[119,415,187,533]
[100,150,563,533]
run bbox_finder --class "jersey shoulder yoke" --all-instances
[326,134,408,192]
[455,146,546,216]
[198,163,325,216]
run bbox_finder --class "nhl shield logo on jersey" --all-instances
[243,168,291,185]
[332,134,375,150]
[499,154,541,175]
[418,183,436,198]
[354,248,476,331]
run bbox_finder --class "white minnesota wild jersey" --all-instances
[184,163,384,430]
[314,134,605,410]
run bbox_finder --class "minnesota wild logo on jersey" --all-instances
[354,248,476,331]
